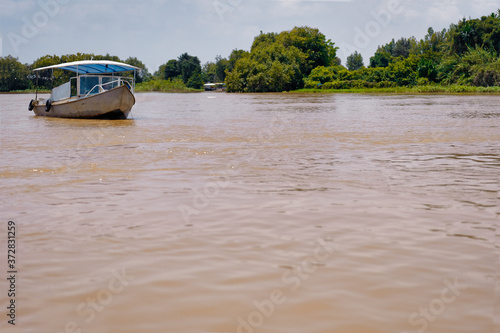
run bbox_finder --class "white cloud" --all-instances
[0,0,36,17]
[426,0,462,25]
[471,0,500,17]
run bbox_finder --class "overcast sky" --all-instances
[1,0,499,72]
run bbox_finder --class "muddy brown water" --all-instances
[0,92,498,333]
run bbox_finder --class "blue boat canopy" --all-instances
[34,60,140,74]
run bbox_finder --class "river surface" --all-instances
[0,92,499,333]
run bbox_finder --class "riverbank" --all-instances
[4,84,500,95]
[293,85,500,94]
[135,79,203,93]
[0,90,51,94]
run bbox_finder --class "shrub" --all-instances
[417,77,430,86]
[376,81,397,88]
[304,80,322,89]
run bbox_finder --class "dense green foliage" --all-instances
[305,10,500,91]
[124,57,151,84]
[157,53,204,89]
[225,26,338,92]
[0,56,31,91]
[449,12,500,55]
[135,78,202,93]
[202,55,229,83]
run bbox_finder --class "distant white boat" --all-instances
[29,60,140,119]
[204,82,226,91]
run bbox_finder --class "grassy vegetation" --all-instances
[293,85,500,94]
[135,78,203,93]
[0,89,51,94]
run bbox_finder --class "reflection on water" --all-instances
[0,92,498,333]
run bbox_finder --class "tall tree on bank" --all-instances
[177,53,202,88]
[161,53,203,88]
[125,57,151,83]
[215,55,229,82]
[164,59,180,80]
[227,49,249,72]
[0,56,31,91]
[449,13,500,55]
[203,61,217,83]
[225,26,338,92]
[202,55,229,83]
[346,51,364,71]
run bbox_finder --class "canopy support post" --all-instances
[76,65,80,97]
[35,72,39,100]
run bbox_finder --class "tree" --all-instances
[92,53,121,62]
[449,14,500,55]
[303,65,343,87]
[215,55,229,82]
[387,54,419,86]
[251,31,278,52]
[187,69,204,89]
[164,59,180,80]
[176,53,201,85]
[346,51,364,71]
[417,57,438,82]
[225,26,337,92]
[31,54,62,89]
[277,26,338,74]
[392,37,415,58]
[424,27,448,53]
[438,46,498,85]
[203,55,229,83]
[154,63,167,80]
[202,61,217,83]
[227,49,249,72]
[369,49,391,68]
[125,57,151,83]
[0,56,31,91]
[226,41,305,92]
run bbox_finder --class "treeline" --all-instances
[305,10,500,91]
[1,10,500,92]
[0,53,151,92]
[138,52,233,91]
[0,51,224,92]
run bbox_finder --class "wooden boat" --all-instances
[29,60,140,119]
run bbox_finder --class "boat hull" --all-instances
[32,85,135,119]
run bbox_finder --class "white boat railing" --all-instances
[83,77,134,98]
